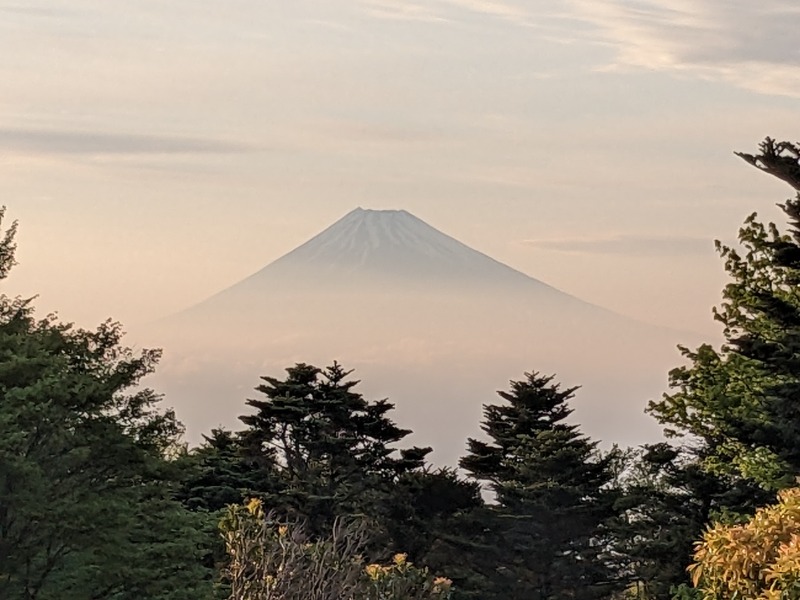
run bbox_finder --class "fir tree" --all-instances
[382,468,487,599]
[460,371,619,600]
[178,428,271,512]
[625,138,800,598]
[237,362,431,534]
[649,138,800,489]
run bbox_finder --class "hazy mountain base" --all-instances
[139,278,689,465]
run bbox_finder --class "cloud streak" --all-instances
[0,128,253,156]
[360,0,537,26]
[360,0,449,22]
[440,0,531,23]
[522,234,717,257]
[568,0,800,97]
[358,0,800,96]
[0,4,77,17]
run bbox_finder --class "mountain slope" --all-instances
[193,207,592,312]
[142,208,689,465]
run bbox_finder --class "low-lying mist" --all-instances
[136,275,691,465]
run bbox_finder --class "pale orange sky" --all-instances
[2,0,799,339]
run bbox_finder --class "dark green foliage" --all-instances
[381,468,488,598]
[383,468,482,561]
[237,362,431,534]
[0,313,212,599]
[460,372,620,600]
[178,428,265,512]
[176,427,278,592]
[612,444,770,599]
[0,209,212,599]
[179,368,480,595]
[622,138,800,598]
[648,138,800,490]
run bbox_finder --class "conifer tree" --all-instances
[0,207,212,599]
[612,444,769,599]
[178,428,272,512]
[382,468,482,565]
[237,362,431,535]
[381,468,487,599]
[622,138,800,598]
[460,372,619,600]
[649,138,800,489]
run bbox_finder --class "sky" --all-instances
[3,0,800,337]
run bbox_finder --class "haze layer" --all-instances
[140,208,689,464]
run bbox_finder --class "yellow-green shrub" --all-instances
[689,487,800,599]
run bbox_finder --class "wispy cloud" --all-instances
[440,0,531,24]
[311,118,454,146]
[568,0,800,97]
[360,0,535,25]
[0,128,253,156]
[522,234,717,257]
[360,0,449,22]
[0,4,77,17]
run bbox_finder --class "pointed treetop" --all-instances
[0,206,17,281]
[736,138,800,191]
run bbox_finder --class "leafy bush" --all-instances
[689,487,800,599]
[220,499,452,600]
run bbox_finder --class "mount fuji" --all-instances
[238,207,563,285]
[181,207,600,319]
[142,208,689,464]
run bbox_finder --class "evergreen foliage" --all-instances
[382,468,486,599]
[612,444,770,599]
[650,138,800,489]
[627,138,800,598]
[179,428,260,512]
[382,467,482,564]
[178,364,483,595]
[236,362,431,535]
[0,208,212,599]
[460,372,620,600]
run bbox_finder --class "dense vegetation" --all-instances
[3,138,800,599]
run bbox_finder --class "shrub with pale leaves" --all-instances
[219,499,452,600]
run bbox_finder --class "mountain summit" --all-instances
[227,207,561,295]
